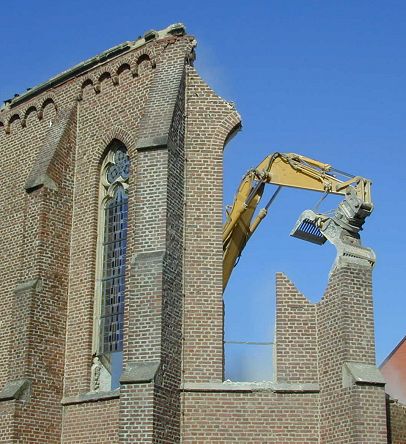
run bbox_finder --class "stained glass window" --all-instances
[100,186,128,353]
[94,142,130,390]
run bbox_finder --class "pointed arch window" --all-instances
[92,140,130,391]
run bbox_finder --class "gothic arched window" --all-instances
[92,140,130,391]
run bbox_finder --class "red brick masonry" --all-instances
[0,23,396,443]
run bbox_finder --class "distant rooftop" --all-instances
[1,23,187,112]
[380,335,406,368]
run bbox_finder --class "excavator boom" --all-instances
[223,152,373,291]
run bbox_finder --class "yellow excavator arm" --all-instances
[223,152,373,291]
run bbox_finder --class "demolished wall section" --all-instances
[180,66,321,443]
[182,66,241,385]
[275,273,318,384]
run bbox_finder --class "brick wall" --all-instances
[388,400,406,444]
[275,273,318,383]
[182,391,319,443]
[0,101,75,442]
[63,48,154,399]
[0,25,196,443]
[0,402,16,442]
[0,24,391,443]
[317,265,387,443]
[181,263,388,443]
[183,66,241,384]
[119,36,194,443]
[62,399,119,443]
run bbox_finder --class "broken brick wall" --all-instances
[182,263,388,442]
[0,24,391,443]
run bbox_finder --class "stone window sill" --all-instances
[181,382,319,393]
[61,388,120,406]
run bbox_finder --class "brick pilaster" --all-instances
[317,264,387,443]
[0,107,76,442]
[119,38,190,443]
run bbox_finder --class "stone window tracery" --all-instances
[92,140,130,391]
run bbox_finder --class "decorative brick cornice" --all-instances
[1,23,187,112]
[0,93,58,134]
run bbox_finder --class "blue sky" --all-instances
[1,1,405,380]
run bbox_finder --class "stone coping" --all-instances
[61,381,320,405]
[61,389,120,406]
[181,381,320,393]
[0,379,31,402]
[342,362,386,388]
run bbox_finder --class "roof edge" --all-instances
[1,23,187,112]
[379,335,406,369]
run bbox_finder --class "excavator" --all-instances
[223,152,375,291]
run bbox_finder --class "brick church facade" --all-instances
[0,23,405,443]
